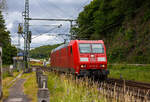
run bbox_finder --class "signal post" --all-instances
[0,43,2,99]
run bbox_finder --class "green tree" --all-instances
[73,0,150,63]
[0,11,17,65]
[30,44,61,59]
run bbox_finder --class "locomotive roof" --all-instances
[74,40,104,43]
[51,40,104,53]
[51,43,69,53]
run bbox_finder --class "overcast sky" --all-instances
[2,0,92,49]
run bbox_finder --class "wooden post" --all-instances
[0,45,2,99]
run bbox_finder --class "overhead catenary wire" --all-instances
[32,0,85,32]
[29,24,62,27]
[27,0,92,48]
[29,23,62,34]
[34,0,53,18]
[30,0,72,37]
[31,27,59,39]
[35,0,65,18]
[45,0,69,17]
[68,0,92,18]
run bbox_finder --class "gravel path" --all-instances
[3,78,31,102]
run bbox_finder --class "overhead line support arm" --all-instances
[26,18,77,22]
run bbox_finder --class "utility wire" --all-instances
[31,27,58,39]
[68,0,91,18]
[30,26,57,34]
[29,24,62,27]
[29,0,92,43]
[34,0,52,18]
[36,0,64,18]
[46,0,68,17]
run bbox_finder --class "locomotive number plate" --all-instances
[90,58,96,62]
[89,65,98,68]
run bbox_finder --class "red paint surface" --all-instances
[50,40,107,74]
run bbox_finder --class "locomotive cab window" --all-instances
[79,44,91,53]
[92,44,104,53]
[79,43,104,53]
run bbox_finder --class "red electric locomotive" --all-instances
[50,40,109,79]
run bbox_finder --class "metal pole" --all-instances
[0,45,2,98]
[24,0,30,72]
[70,21,73,40]
[27,18,76,22]
[18,33,21,49]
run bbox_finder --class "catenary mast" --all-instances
[23,0,30,72]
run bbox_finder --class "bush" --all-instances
[125,28,135,41]
[143,9,150,22]
[108,47,127,63]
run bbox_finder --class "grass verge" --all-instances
[108,64,150,82]
[23,72,38,102]
[47,72,106,102]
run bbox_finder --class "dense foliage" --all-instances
[108,64,150,82]
[30,44,61,59]
[0,11,17,65]
[73,0,150,64]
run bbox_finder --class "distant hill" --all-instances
[73,0,150,64]
[30,44,61,59]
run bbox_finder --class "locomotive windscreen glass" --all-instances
[92,44,104,53]
[79,43,104,53]
[79,44,91,53]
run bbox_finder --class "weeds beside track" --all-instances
[104,78,150,101]
[32,65,150,102]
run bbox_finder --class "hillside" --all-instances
[73,0,150,64]
[30,44,61,59]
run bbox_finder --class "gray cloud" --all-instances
[4,0,92,49]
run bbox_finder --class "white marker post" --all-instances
[0,44,2,98]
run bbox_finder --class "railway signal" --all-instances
[17,23,23,50]
[18,23,23,34]
[28,31,32,43]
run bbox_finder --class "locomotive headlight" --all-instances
[81,65,84,68]
[98,57,106,62]
[100,64,105,68]
[91,54,95,58]
[80,64,86,68]
[80,57,89,62]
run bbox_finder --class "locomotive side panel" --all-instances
[67,45,74,72]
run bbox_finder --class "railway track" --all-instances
[32,66,150,101]
[33,65,150,90]
[106,78,150,90]
[104,78,150,101]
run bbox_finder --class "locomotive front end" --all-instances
[76,41,109,79]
